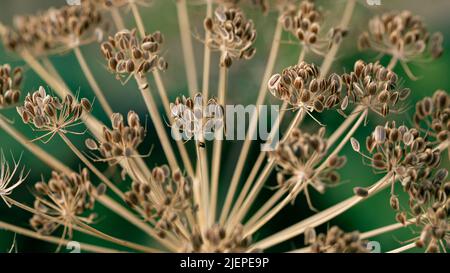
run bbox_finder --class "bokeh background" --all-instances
[0,0,449,252]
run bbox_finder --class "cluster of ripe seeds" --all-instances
[414,90,450,143]
[204,6,257,67]
[124,165,195,238]
[268,61,342,113]
[305,226,369,253]
[415,204,450,253]
[186,224,254,253]
[358,10,444,61]
[101,29,167,81]
[2,2,104,55]
[16,87,92,139]
[0,64,22,109]
[85,111,145,167]
[30,168,105,237]
[341,60,410,117]
[170,93,224,142]
[271,128,346,201]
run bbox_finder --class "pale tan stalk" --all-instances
[244,188,287,229]
[387,242,416,253]
[327,106,363,147]
[0,220,119,253]
[320,0,357,76]
[360,219,415,240]
[134,74,179,172]
[129,0,146,38]
[74,46,114,117]
[202,0,213,100]
[176,0,198,97]
[387,56,399,70]
[110,7,125,30]
[195,142,208,231]
[41,57,69,90]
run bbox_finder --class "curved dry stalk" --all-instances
[176,0,198,97]
[110,7,125,30]
[73,46,114,117]
[387,242,416,253]
[0,220,120,253]
[129,0,146,38]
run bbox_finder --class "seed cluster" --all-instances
[306,226,369,253]
[358,10,444,61]
[85,111,145,166]
[416,205,450,253]
[0,64,22,109]
[204,7,256,67]
[271,128,346,200]
[185,224,255,253]
[124,165,195,238]
[30,169,104,237]
[170,93,224,142]
[281,1,321,47]
[414,90,450,143]
[0,152,27,207]
[2,2,104,55]
[17,87,92,136]
[268,62,342,113]
[341,60,410,117]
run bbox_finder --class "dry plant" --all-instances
[0,0,448,253]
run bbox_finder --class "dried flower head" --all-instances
[124,165,194,238]
[415,205,449,253]
[2,2,105,55]
[204,6,257,67]
[341,60,410,117]
[358,10,443,78]
[268,62,342,122]
[85,111,146,167]
[30,168,104,238]
[307,226,369,253]
[414,90,450,143]
[101,29,167,81]
[16,86,92,142]
[184,224,255,253]
[0,64,22,109]
[271,128,346,206]
[170,93,224,142]
[0,152,28,207]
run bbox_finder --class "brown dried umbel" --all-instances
[101,29,167,81]
[414,90,449,143]
[85,111,145,168]
[204,6,257,68]
[305,226,369,253]
[358,11,444,63]
[30,168,105,238]
[271,128,346,206]
[341,60,410,117]
[268,62,342,120]
[0,64,22,109]
[124,165,195,238]
[415,205,449,253]
[0,152,28,207]
[2,2,104,55]
[16,86,92,142]
[170,93,224,142]
[185,224,254,253]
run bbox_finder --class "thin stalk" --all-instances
[41,57,69,90]
[134,74,179,172]
[195,142,208,231]
[320,0,357,76]
[387,242,416,253]
[202,0,213,99]
[220,18,283,224]
[0,221,119,253]
[176,0,198,96]
[360,219,415,240]
[210,66,227,223]
[73,46,114,117]
[129,0,146,38]
[387,56,398,70]
[59,133,124,199]
[110,7,125,30]
[244,188,287,229]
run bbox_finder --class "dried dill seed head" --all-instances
[2,2,105,55]
[101,29,167,80]
[307,226,369,253]
[271,128,346,202]
[204,6,257,68]
[17,87,92,140]
[85,111,145,167]
[0,64,22,109]
[268,61,342,113]
[30,168,104,238]
[415,206,449,253]
[414,90,450,143]
[124,165,194,238]
[185,224,255,253]
[341,60,410,117]
[0,152,28,207]
[358,10,444,62]
[170,93,224,142]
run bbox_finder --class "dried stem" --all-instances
[129,0,146,38]
[202,0,213,99]
[110,7,125,30]
[387,242,416,253]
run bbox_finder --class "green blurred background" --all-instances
[0,0,449,252]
